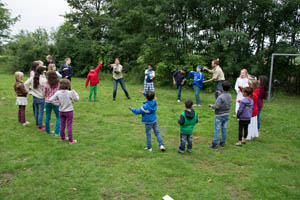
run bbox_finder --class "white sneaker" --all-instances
[197,104,202,107]
[160,145,166,152]
[177,100,180,103]
[144,147,152,152]
[23,121,30,126]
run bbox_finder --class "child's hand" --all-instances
[208,104,212,108]
[128,107,132,110]
[72,89,76,93]
[100,60,103,65]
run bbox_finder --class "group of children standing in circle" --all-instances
[13,56,268,153]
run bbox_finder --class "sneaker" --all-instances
[38,127,45,131]
[209,142,218,149]
[69,139,77,144]
[197,104,202,107]
[113,98,116,101]
[219,141,225,147]
[177,150,184,154]
[187,149,192,153]
[54,134,60,137]
[23,121,30,126]
[160,145,166,152]
[127,96,131,100]
[177,100,181,103]
[144,147,152,152]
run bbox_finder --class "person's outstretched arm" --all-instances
[129,106,145,115]
[95,61,103,74]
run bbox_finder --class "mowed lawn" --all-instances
[0,67,300,199]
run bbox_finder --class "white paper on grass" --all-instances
[162,195,174,200]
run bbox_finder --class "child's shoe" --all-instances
[219,141,225,147]
[69,139,77,144]
[177,149,184,154]
[160,145,166,152]
[177,100,181,103]
[23,121,30,126]
[38,126,45,131]
[144,147,152,152]
[209,142,218,149]
[55,133,60,137]
[187,149,192,153]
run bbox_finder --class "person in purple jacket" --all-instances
[235,87,253,146]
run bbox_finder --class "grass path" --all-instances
[0,68,299,199]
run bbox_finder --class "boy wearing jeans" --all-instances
[177,100,198,154]
[129,91,166,152]
[208,81,232,149]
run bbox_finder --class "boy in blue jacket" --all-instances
[189,65,204,106]
[129,91,166,152]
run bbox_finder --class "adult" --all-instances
[46,55,55,65]
[234,69,249,115]
[60,58,73,81]
[110,58,130,101]
[173,68,187,102]
[203,59,225,99]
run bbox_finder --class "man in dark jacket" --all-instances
[173,68,187,102]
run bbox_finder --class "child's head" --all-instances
[115,58,120,65]
[59,79,71,90]
[46,71,59,89]
[184,100,193,109]
[15,71,24,81]
[146,91,155,101]
[242,87,253,97]
[89,66,95,71]
[212,58,219,67]
[259,75,268,90]
[30,61,40,72]
[222,81,231,92]
[249,79,259,90]
[37,60,44,67]
[240,69,248,78]
[181,68,187,74]
[46,55,52,62]
[65,58,71,65]
[196,65,202,72]
[148,64,153,70]
[48,64,56,71]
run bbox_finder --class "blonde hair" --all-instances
[65,58,71,62]
[15,71,24,81]
[213,58,219,65]
[46,55,52,60]
[240,69,248,78]
[37,60,44,66]
[48,63,56,71]
[249,79,259,90]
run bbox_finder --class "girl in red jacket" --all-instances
[247,79,259,140]
[85,61,103,102]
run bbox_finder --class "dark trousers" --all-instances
[239,120,250,141]
[18,106,26,123]
[113,78,129,99]
[179,133,192,152]
[176,83,182,100]
[60,111,73,142]
[215,80,223,99]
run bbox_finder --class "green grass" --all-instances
[0,64,299,200]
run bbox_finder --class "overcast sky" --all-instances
[3,0,70,35]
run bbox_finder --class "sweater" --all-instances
[24,75,47,99]
[189,72,204,88]
[49,90,79,112]
[178,109,198,133]
[173,71,185,84]
[14,81,28,97]
[130,100,158,124]
[252,89,259,117]
[211,92,232,116]
[237,97,253,120]
[111,64,123,80]
[85,63,103,87]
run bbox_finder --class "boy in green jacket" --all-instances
[177,100,198,154]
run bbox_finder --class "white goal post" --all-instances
[268,53,300,102]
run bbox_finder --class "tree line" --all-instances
[1,0,300,91]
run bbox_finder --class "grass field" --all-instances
[0,64,299,199]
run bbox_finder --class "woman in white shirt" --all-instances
[234,69,249,115]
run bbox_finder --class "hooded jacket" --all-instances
[237,97,253,120]
[130,100,158,124]
[178,109,198,133]
[85,63,103,87]
[189,72,204,88]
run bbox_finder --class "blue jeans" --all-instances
[215,81,223,99]
[178,133,192,153]
[145,122,164,149]
[176,83,182,100]
[33,97,45,128]
[45,103,60,135]
[213,115,229,144]
[113,78,129,99]
[257,109,261,130]
[193,85,201,105]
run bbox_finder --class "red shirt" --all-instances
[251,88,259,117]
[85,63,103,87]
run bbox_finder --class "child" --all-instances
[129,91,166,152]
[143,64,155,95]
[29,61,40,78]
[177,100,198,154]
[50,79,79,144]
[257,75,268,135]
[43,71,60,136]
[60,58,73,81]
[247,79,259,140]
[25,67,47,130]
[14,72,30,125]
[85,61,103,102]
[208,81,232,149]
[234,69,249,115]
[189,65,204,106]
[235,87,253,146]
[48,64,62,78]
[173,68,187,102]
